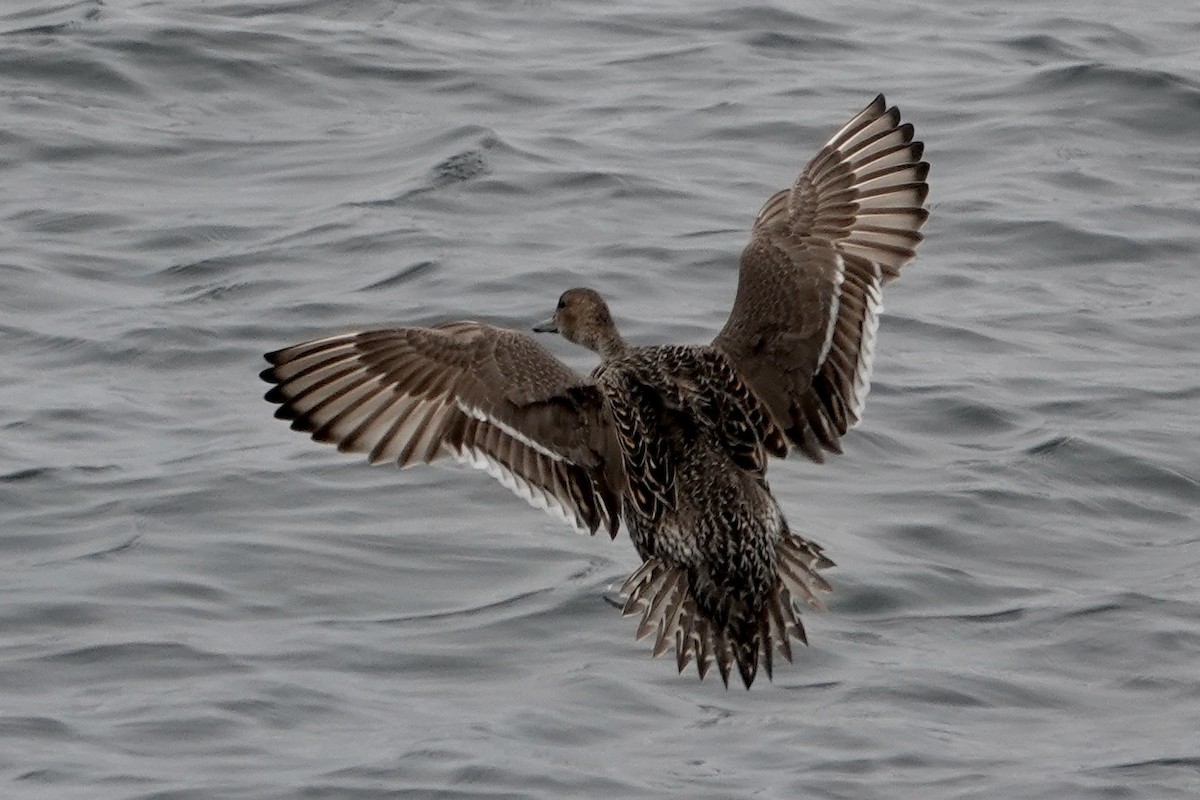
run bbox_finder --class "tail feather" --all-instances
[761,614,774,681]
[766,589,796,661]
[695,620,714,680]
[675,619,692,674]
[619,534,834,688]
[715,627,734,687]
[653,580,688,657]
[620,558,666,616]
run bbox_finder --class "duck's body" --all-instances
[261,95,929,687]
[583,340,834,687]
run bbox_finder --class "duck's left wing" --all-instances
[714,94,929,462]
[261,322,623,536]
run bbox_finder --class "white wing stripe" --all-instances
[455,401,565,461]
[817,253,845,369]
[452,446,585,532]
[847,266,883,422]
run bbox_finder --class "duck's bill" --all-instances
[532,317,558,333]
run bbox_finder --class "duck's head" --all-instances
[533,287,627,358]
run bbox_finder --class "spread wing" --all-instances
[713,94,930,462]
[261,321,624,536]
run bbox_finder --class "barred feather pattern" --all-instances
[716,93,928,463]
[621,526,834,689]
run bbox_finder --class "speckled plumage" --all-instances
[595,344,833,687]
[261,95,929,687]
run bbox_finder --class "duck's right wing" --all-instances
[261,321,624,537]
[714,94,929,462]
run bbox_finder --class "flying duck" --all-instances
[261,94,929,687]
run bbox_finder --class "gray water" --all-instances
[2,1,1199,798]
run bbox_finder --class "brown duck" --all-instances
[261,95,929,688]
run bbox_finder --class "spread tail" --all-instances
[619,534,834,688]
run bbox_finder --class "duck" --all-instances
[261,94,929,688]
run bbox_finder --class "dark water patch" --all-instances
[10,207,133,235]
[161,250,280,281]
[349,128,507,204]
[0,600,103,632]
[1103,756,1200,774]
[618,4,848,37]
[126,789,216,800]
[854,681,985,710]
[101,577,233,608]
[975,218,1158,267]
[1,465,59,482]
[1025,434,1074,457]
[13,767,83,785]
[319,227,442,260]
[524,168,634,195]
[12,323,259,372]
[114,714,244,751]
[1041,163,1123,194]
[0,715,74,740]
[1030,60,1200,98]
[0,0,103,37]
[248,296,368,326]
[358,260,439,291]
[214,681,344,728]
[1025,62,1200,136]
[1057,593,1169,625]
[431,148,490,187]
[94,25,323,101]
[332,60,467,89]
[37,641,248,680]
[1017,433,1200,504]
[887,393,1024,440]
[883,315,1012,353]
[743,29,855,56]
[314,586,552,632]
[67,533,142,562]
[135,223,265,254]
[602,43,712,68]
[1079,494,1193,528]
[1001,33,1082,62]
[588,242,682,265]
[941,606,1026,624]
[834,581,921,617]
[888,522,990,557]
[705,117,820,145]
[260,218,437,272]
[0,46,146,98]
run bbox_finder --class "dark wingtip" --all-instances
[291,420,321,437]
[263,382,285,401]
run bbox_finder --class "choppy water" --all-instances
[3,1,1199,798]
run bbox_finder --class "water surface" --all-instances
[2,1,1198,798]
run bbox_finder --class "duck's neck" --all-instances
[594,329,628,360]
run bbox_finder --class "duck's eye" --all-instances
[556,299,566,310]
